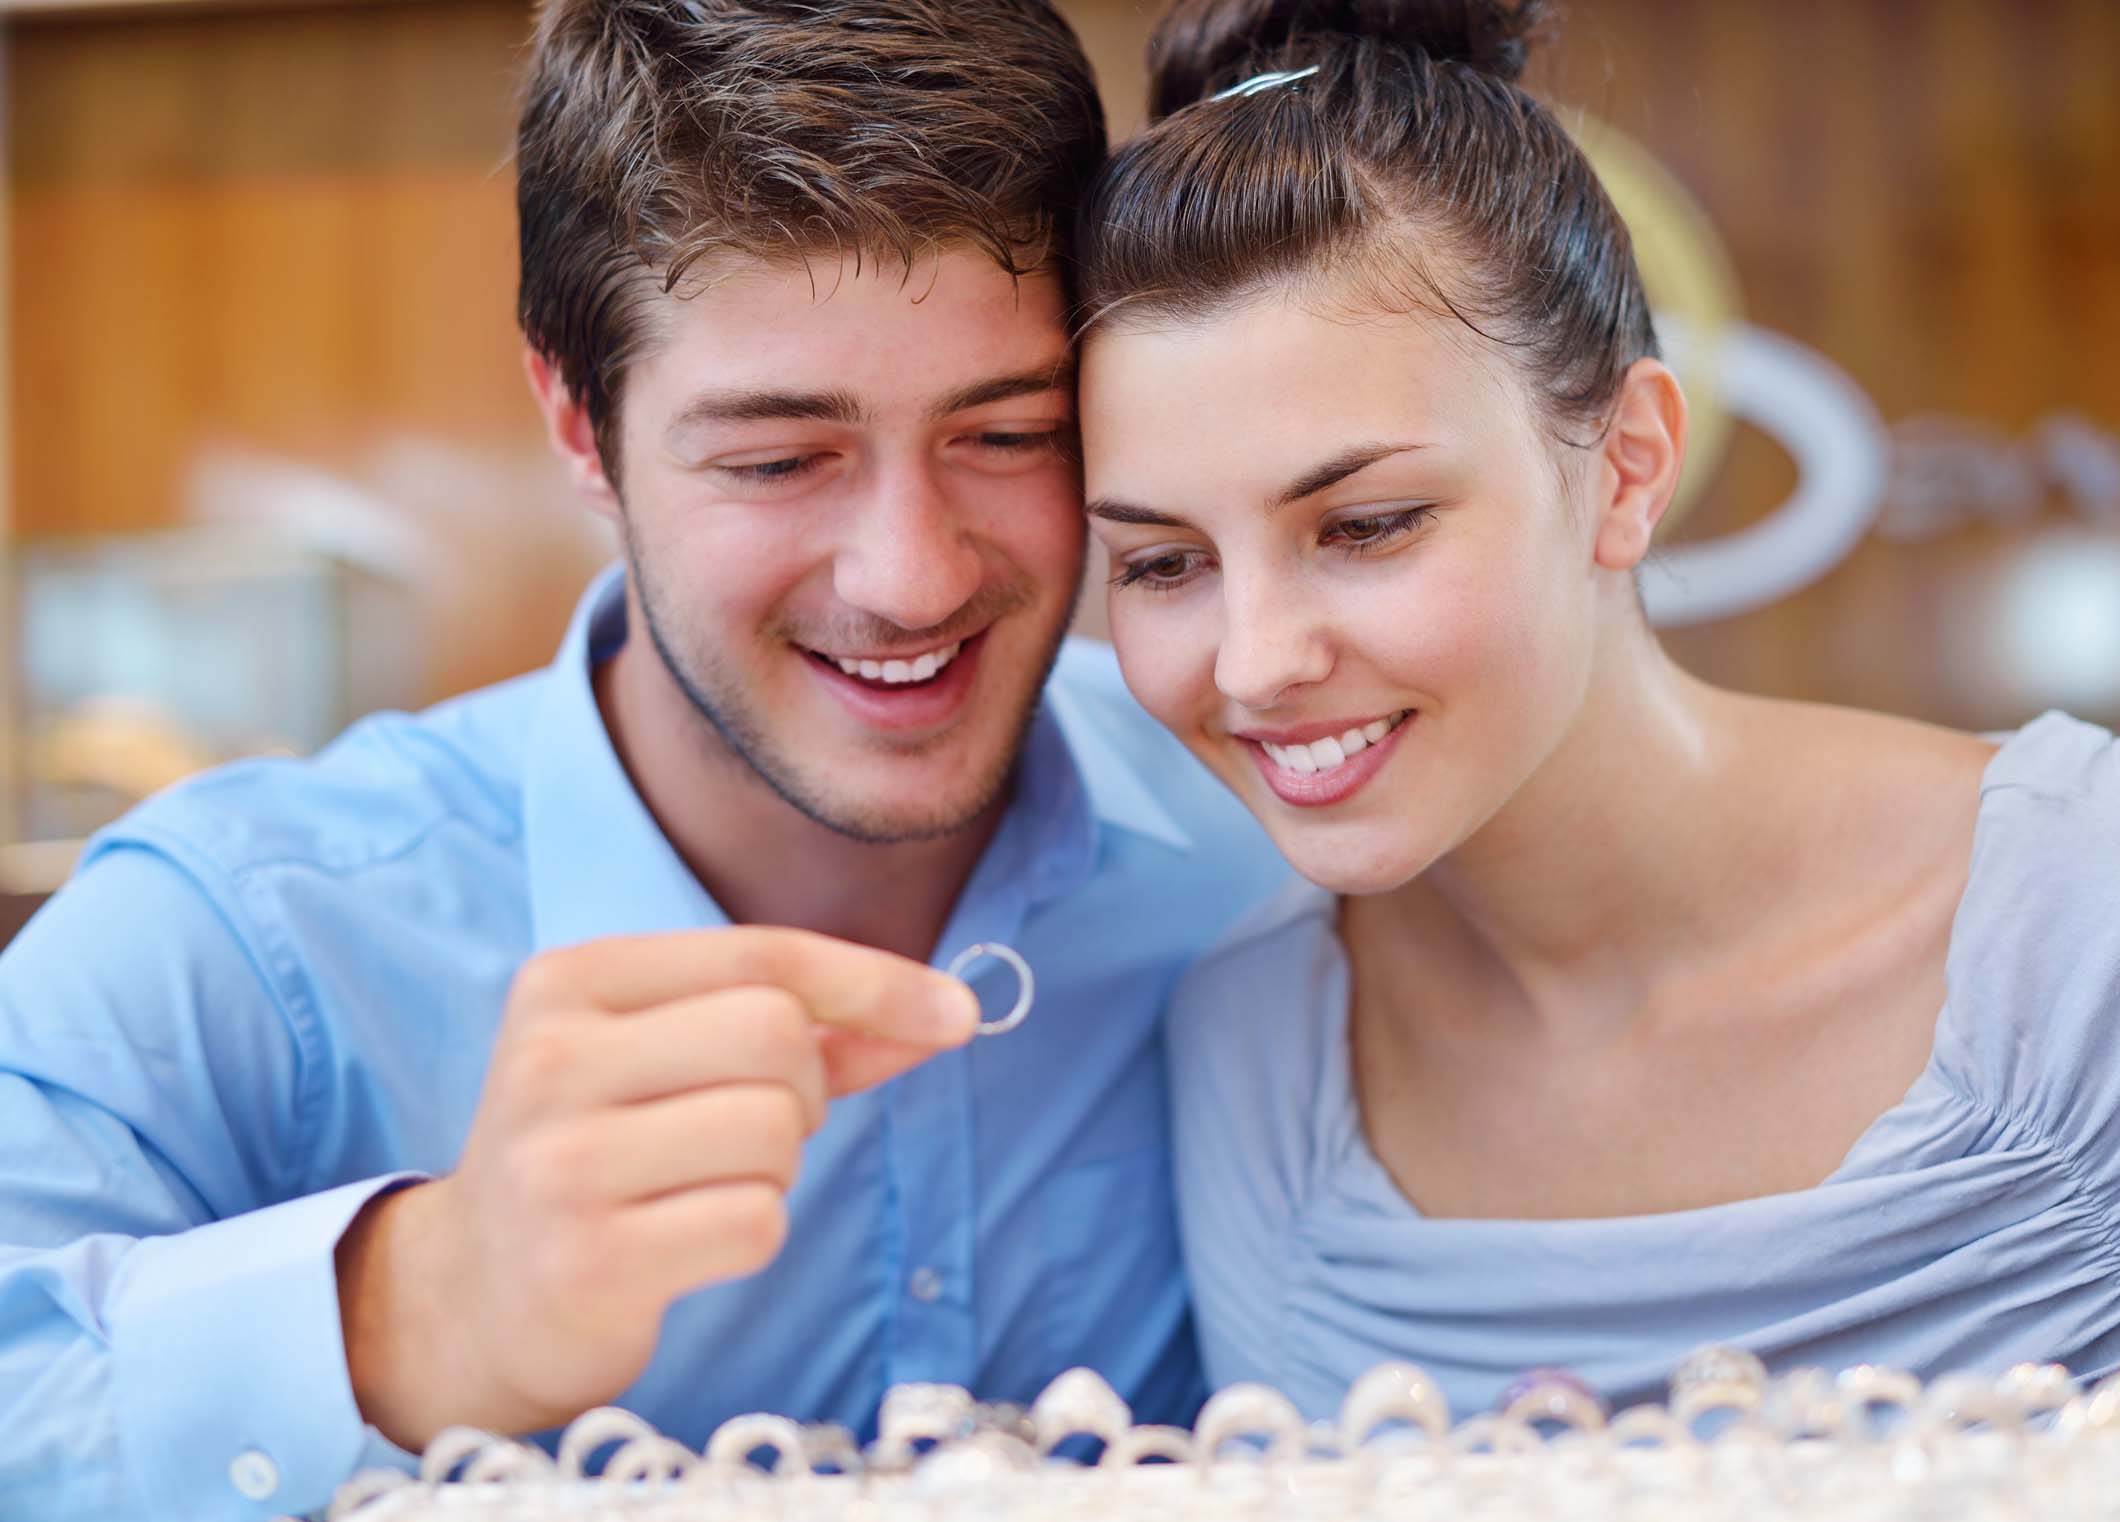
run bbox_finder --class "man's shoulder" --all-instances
[1045,637,1286,877]
[1049,639,1218,822]
[91,668,546,884]
[1046,636,1210,774]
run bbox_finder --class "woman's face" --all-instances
[1081,294,1608,894]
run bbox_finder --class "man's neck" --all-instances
[592,636,1004,963]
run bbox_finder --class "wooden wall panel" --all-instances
[10,0,537,536]
[6,0,2119,736]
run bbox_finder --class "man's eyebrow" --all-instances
[666,387,865,431]
[1271,443,1429,508]
[929,360,1076,421]
[1085,499,1192,529]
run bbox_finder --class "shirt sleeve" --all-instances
[1166,890,1333,1396]
[0,844,420,1521]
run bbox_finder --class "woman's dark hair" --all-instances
[1076,0,1656,442]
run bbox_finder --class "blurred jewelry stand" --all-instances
[2,436,611,902]
[11,521,406,841]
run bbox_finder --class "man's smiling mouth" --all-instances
[803,638,966,688]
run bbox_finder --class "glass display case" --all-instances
[9,522,415,847]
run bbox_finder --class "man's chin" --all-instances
[792,783,1007,846]
[757,727,1019,845]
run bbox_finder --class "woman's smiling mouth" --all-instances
[1234,710,1415,806]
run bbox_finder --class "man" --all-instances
[0,3,1286,1517]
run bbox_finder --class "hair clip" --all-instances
[1209,64,1321,102]
[946,942,1034,1036]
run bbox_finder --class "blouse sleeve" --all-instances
[1931,713,2120,1196]
[1166,883,1340,1392]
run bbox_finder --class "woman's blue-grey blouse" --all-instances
[1169,711,2120,1421]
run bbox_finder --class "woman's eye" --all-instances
[1324,506,1434,552]
[1112,549,1203,591]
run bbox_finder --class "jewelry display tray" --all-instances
[327,1355,2120,1521]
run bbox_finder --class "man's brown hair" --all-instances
[517,0,1107,477]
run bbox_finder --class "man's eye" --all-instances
[974,430,1062,452]
[721,455,821,483]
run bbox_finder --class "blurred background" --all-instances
[2,0,2116,921]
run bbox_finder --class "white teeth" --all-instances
[826,641,963,685]
[1259,711,1410,778]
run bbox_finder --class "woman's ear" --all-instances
[1591,358,1688,572]
[524,346,623,521]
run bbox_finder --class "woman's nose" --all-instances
[1213,569,1333,711]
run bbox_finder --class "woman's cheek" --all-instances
[1106,596,1204,733]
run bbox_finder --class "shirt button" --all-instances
[908,1265,944,1303]
[228,1448,280,1501]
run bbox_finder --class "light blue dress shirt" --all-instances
[1170,711,2120,1423]
[0,566,1288,1521]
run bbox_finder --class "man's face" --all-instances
[608,248,1084,844]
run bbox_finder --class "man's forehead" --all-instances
[661,357,1078,438]
[665,242,1065,324]
[641,246,1076,422]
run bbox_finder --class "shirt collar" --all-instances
[1041,659,1193,855]
[523,565,729,951]
[522,567,1188,953]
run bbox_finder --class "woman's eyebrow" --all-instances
[1271,442,1429,509]
[1085,442,1430,529]
[1085,499,1191,528]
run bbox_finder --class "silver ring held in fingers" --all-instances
[946,942,1034,1036]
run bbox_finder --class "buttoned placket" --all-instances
[880,874,1028,1390]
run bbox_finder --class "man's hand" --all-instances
[335,927,979,1449]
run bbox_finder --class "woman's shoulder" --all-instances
[1168,877,1342,1051]
[1979,710,2120,810]
[1958,710,2120,934]
[1934,711,2120,1155]
[1165,877,1350,1187]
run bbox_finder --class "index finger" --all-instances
[566,927,980,1049]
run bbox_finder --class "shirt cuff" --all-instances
[109,1174,426,1520]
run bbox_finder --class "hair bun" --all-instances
[1147,0,1545,118]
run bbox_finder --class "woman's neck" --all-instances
[1373,625,1785,1037]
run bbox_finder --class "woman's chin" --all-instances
[1273,834,1431,898]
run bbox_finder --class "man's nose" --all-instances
[831,463,985,632]
[1213,566,1334,711]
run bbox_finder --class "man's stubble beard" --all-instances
[623,517,1080,847]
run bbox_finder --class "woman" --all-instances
[1074,0,2120,1419]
